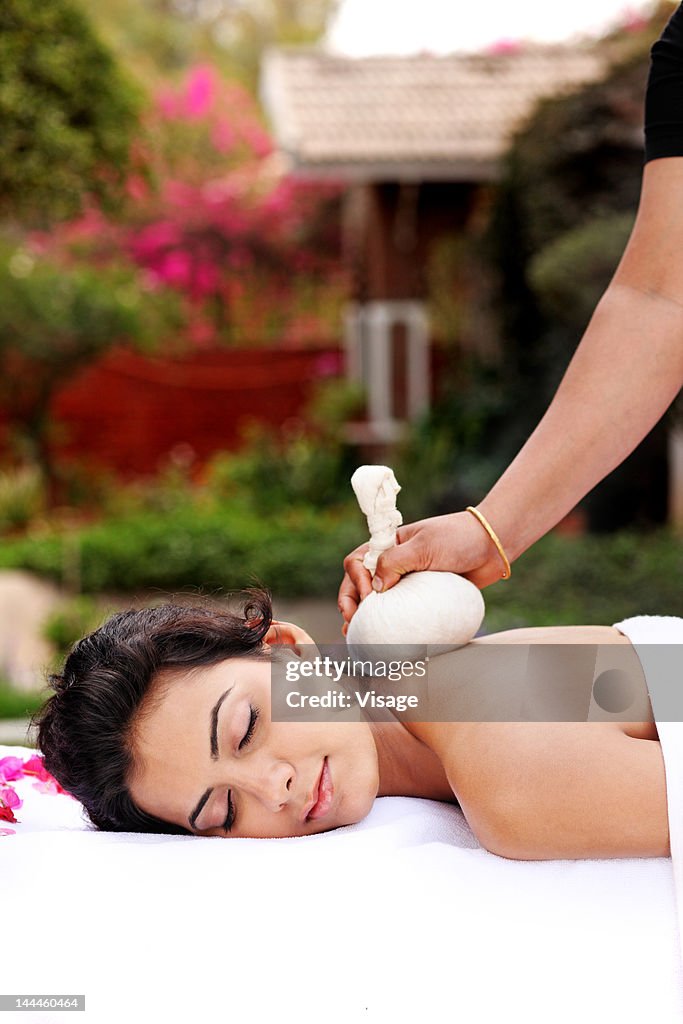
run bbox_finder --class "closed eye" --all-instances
[223,705,260,833]
[239,704,260,750]
[223,791,235,833]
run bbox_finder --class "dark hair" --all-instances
[30,589,273,835]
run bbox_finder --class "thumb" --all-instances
[372,540,421,593]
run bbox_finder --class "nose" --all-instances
[243,757,295,813]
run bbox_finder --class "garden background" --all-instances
[0,0,681,739]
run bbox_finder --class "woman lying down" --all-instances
[32,589,673,861]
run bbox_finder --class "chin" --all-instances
[342,784,377,828]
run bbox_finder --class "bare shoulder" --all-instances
[442,721,669,860]
[474,625,632,645]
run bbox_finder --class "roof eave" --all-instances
[281,154,502,183]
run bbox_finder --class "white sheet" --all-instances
[4,620,683,1024]
[614,614,683,985]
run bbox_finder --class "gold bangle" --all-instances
[465,506,512,580]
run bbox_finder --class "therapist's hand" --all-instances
[338,510,504,633]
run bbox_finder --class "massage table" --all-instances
[3,615,683,1024]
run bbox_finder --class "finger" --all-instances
[393,521,419,545]
[338,593,359,625]
[343,556,373,601]
[338,573,361,624]
[372,539,421,593]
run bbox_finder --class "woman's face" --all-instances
[127,622,380,838]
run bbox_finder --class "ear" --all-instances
[263,619,315,655]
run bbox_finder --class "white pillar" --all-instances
[406,301,430,420]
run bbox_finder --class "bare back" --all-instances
[402,625,668,859]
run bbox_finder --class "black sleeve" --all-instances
[644,2,683,162]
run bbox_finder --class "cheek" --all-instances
[334,732,379,824]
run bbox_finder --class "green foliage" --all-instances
[392,360,509,521]
[85,0,339,92]
[399,200,508,521]
[529,212,635,328]
[0,0,141,225]
[493,43,651,260]
[0,516,678,630]
[42,596,106,662]
[0,680,47,721]
[207,433,352,515]
[0,244,144,367]
[0,504,361,598]
[0,239,179,478]
[486,42,651,433]
[482,529,683,631]
[206,380,364,514]
[0,464,46,534]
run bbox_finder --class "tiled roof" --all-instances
[261,46,609,181]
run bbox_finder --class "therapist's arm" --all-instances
[478,158,683,567]
[339,159,683,621]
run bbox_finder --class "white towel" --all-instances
[3,731,683,1024]
[614,614,683,974]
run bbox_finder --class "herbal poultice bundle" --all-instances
[346,466,485,660]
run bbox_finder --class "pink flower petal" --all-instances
[0,802,18,823]
[22,754,50,781]
[0,756,25,782]
[1,786,22,809]
[32,779,60,795]
[184,65,216,119]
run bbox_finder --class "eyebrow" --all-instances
[188,685,234,832]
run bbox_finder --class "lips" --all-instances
[304,757,333,822]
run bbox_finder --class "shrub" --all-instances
[0,680,47,721]
[482,529,683,631]
[0,0,141,225]
[0,464,46,534]
[0,503,364,598]
[42,596,107,662]
[529,212,636,329]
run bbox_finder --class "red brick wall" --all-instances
[41,345,341,477]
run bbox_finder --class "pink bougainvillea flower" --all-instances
[620,8,648,32]
[0,786,22,810]
[193,261,220,298]
[21,754,51,781]
[130,220,181,258]
[158,249,192,288]
[22,754,73,796]
[241,125,273,159]
[211,117,236,154]
[32,778,64,796]
[0,827,16,836]
[126,174,149,202]
[0,800,19,823]
[156,87,181,119]
[486,37,522,55]
[184,65,216,120]
[0,756,25,782]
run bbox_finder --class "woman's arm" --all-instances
[446,721,670,861]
